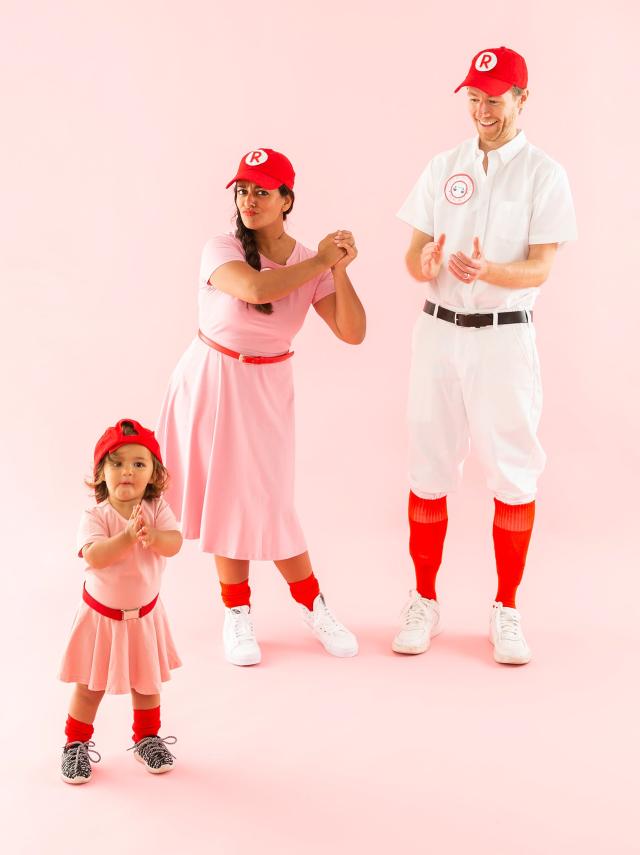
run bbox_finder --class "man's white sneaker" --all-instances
[300,594,358,657]
[392,590,441,654]
[223,606,261,666]
[489,602,531,665]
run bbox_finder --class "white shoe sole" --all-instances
[319,641,359,658]
[61,774,91,785]
[134,752,174,774]
[224,648,262,666]
[490,635,531,665]
[392,624,442,655]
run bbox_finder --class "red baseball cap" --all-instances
[454,47,528,96]
[94,418,163,469]
[225,148,295,190]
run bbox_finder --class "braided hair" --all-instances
[234,184,295,315]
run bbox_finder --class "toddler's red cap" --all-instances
[454,47,528,96]
[94,419,163,468]
[225,148,295,190]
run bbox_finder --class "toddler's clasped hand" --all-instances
[125,504,156,550]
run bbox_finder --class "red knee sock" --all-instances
[288,573,320,610]
[65,714,94,745]
[133,706,161,743]
[220,579,251,608]
[493,499,535,609]
[408,492,448,601]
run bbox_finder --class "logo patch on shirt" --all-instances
[475,51,498,72]
[444,173,474,205]
[245,149,269,166]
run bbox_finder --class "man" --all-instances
[393,47,577,665]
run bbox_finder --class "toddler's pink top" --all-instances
[198,234,335,356]
[77,498,179,610]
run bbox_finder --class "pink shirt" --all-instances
[197,234,335,356]
[77,498,179,609]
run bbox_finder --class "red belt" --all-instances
[198,329,294,364]
[83,584,158,621]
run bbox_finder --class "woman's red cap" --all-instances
[225,148,295,190]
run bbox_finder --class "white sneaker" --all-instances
[223,606,261,666]
[392,590,441,654]
[490,602,531,665]
[300,594,358,657]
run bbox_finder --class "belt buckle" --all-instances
[454,312,460,326]
[121,607,140,620]
[238,354,246,362]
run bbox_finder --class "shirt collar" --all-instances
[473,129,527,165]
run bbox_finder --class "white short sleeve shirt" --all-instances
[397,131,577,311]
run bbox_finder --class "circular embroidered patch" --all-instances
[245,149,269,166]
[475,51,498,72]
[444,173,474,205]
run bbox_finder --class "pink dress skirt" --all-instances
[156,336,307,560]
[58,598,181,695]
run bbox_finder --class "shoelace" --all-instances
[231,609,256,641]
[64,740,101,775]
[498,611,523,641]
[400,597,430,630]
[315,599,348,636]
[128,735,177,765]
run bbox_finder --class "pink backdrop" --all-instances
[2,1,636,852]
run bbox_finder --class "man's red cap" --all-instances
[225,148,295,191]
[454,47,528,96]
[94,418,163,469]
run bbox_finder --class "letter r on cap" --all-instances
[246,149,268,165]
[475,51,497,72]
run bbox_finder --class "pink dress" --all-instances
[58,498,182,695]
[156,234,335,560]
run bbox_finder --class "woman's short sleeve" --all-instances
[199,235,246,287]
[77,507,108,558]
[312,269,336,305]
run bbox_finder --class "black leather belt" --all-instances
[423,300,531,328]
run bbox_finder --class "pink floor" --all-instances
[6,498,635,855]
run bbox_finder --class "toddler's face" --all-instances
[101,444,154,504]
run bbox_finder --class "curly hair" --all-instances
[86,420,169,503]
[234,184,295,315]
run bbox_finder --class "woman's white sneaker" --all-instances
[300,594,358,657]
[223,606,262,666]
[490,602,531,665]
[392,590,441,654]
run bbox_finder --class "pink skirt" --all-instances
[58,599,181,695]
[156,337,307,560]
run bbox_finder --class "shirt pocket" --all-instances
[493,201,531,242]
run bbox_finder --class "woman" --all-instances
[157,148,365,666]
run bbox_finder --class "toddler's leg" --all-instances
[61,684,104,785]
[130,691,175,774]
[66,683,104,743]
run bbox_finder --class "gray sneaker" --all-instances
[61,740,101,785]
[130,735,177,774]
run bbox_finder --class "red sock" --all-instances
[65,714,94,745]
[493,499,535,609]
[408,492,448,601]
[133,706,161,743]
[288,573,320,610]
[220,579,251,608]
